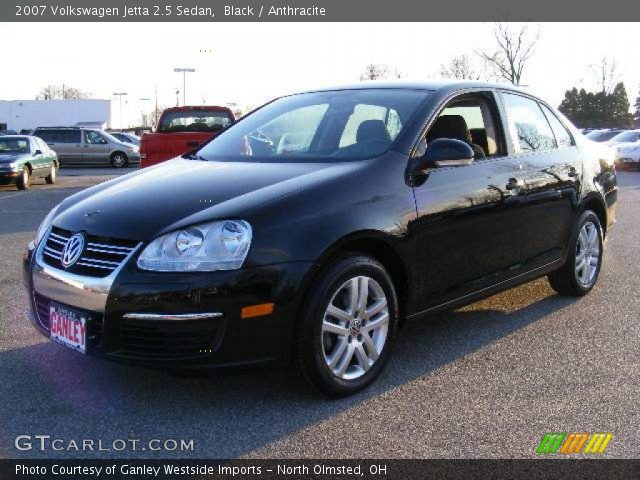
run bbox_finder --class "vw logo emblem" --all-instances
[61,233,85,268]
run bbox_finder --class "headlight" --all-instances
[35,205,60,245]
[8,162,19,172]
[137,220,252,272]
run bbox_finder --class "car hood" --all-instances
[0,152,28,163]
[613,142,640,149]
[54,157,361,241]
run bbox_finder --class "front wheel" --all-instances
[45,164,57,184]
[548,210,603,296]
[17,166,30,190]
[295,255,399,397]
[110,152,128,168]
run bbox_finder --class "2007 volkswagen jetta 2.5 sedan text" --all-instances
[23,81,617,397]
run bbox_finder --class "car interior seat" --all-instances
[427,115,486,158]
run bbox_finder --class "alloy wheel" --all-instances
[112,155,126,167]
[321,276,389,380]
[575,221,600,286]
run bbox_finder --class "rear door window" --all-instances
[539,104,573,148]
[34,130,55,142]
[61,130,81,143]
[502,93,557,153]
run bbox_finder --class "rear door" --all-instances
[41,129,83,165]
[499,92,581,269]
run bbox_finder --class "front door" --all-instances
[83,130,110,165]
[412,91,527,311]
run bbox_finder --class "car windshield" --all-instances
[609,131,639,143]
[194,89,430,163]
[159,110,234,133]
[0,138,29,153]
[97,131,125,143]
[585,130,604,140]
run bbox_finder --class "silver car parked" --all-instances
[32,127,140,167]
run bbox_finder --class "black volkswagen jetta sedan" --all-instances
[24,81,617,396]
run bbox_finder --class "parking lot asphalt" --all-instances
[0,168,639,459]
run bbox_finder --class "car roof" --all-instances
[34,126,81,129]
[163,106,233,112]
[294,80,531,96]
[0,135,33,140]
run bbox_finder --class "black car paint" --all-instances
[24,81,617,369]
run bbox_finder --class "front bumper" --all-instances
[126,152,141,165]
[613,152,640,165]
[0,171,20,185]
[24,237,314,369]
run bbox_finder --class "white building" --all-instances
[0,99,111,132]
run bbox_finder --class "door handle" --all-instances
[186,141,199,147]
[505,178,523,191]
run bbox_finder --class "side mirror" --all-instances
[415,138,474,170]
[34,149,42,155]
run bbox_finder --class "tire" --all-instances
[548,210,603,296]
[110,152,128,168]
[17,166,30,190]
[45,164,57,184]
[294,254,399,397]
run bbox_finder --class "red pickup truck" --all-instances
[140,106,235,168]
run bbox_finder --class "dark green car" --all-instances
[0,136,58,190]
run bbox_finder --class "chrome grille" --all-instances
[42,226,139,278]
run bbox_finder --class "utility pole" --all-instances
[173,68,195,106]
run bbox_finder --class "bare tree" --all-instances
[475,23,540,85]
[590,56,618,94]
[360,64,390,81]
[61,86,89,99]
[440,54,483,80]
[359,64,404,81]
[146,105,166,129]
[36,84,90,100]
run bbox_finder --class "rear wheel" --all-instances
[294,255,398,397]
[45,164,57,184]
[17,166,30,190]
[110,152,128,168]
[548,210,603,296]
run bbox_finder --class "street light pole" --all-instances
[112,92,128,128]
[173,68,195,106]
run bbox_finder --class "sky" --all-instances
[0,22,638,127]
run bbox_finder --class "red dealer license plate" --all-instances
[49,304,87,354]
